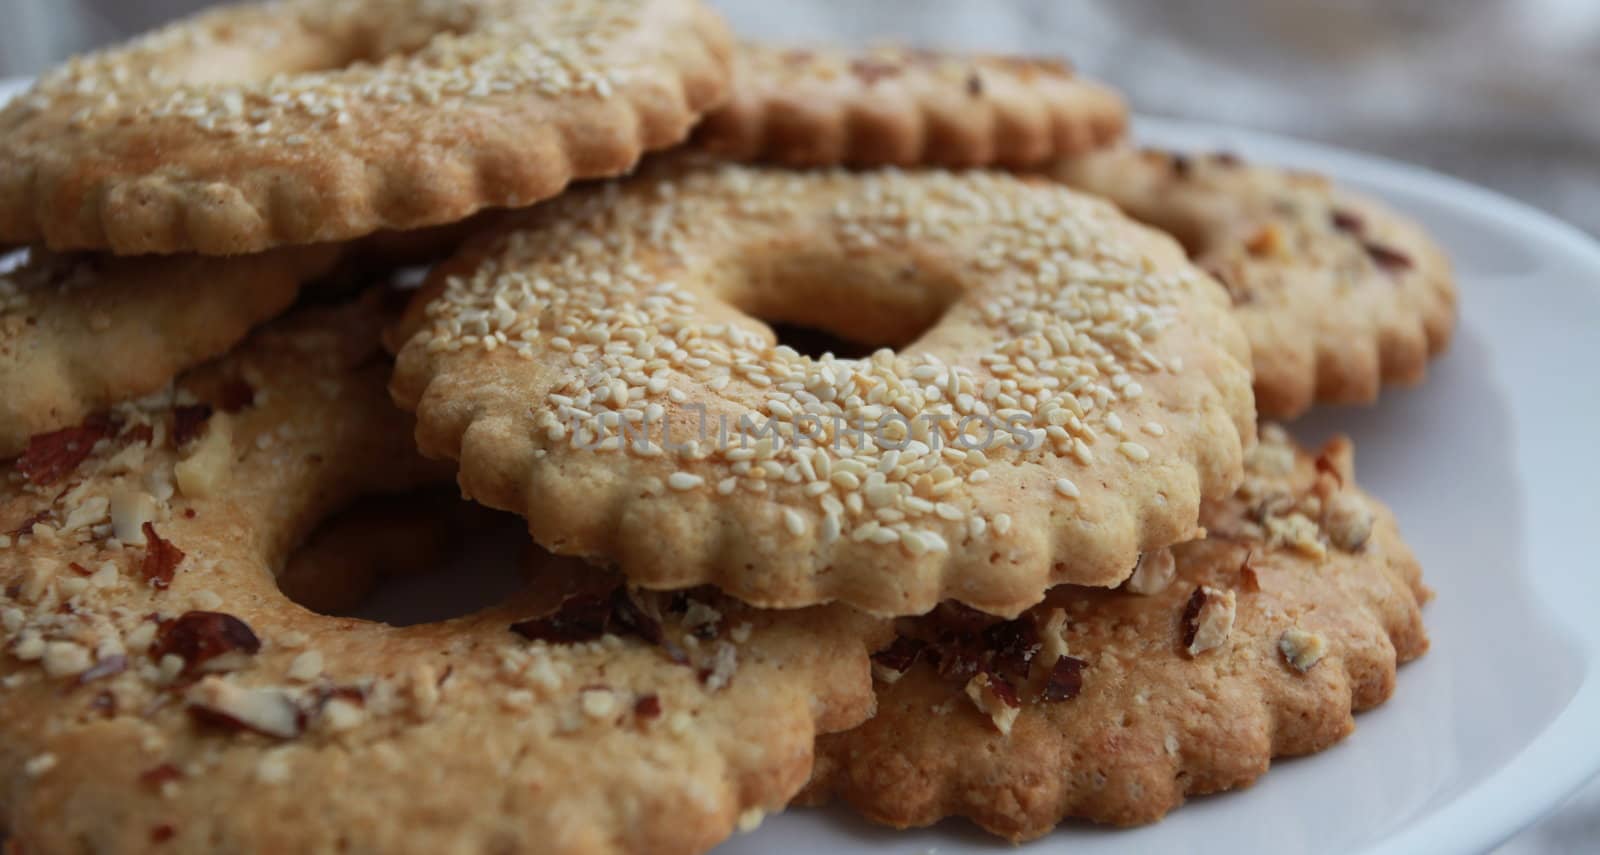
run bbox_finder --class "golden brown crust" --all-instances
[802,426,1429,838]
[0,0,734,255]
[390,158,1255,617]
[0,296,883,855]
[0,246,341,457]
[1054,148,1457,419]
[693,43,1127,168]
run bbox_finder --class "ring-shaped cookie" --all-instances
[0,245,338,456]
[0,297,881,854]
[803,426,1430,838]
[1055,148,1456,418]
[0,0,733,255]
[392,158,1256,617]
[694,43,1128,167]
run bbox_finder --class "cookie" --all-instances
[0,245,340,457]
[0,0,733,255]
[389,157,1255,617]
[0,296,883,854]
[1054,148,1457,418]
[801,425,1430,838]
[693,43,1127,167]
[0,213,500,459]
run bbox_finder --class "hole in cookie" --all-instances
[277,488,528,626]
[732,255,963,359]
[769,322,876,360]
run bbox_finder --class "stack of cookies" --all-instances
[0,2,1455,852]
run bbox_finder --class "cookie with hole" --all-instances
[0,0,734,255]
[0,212,504,460]
[798,425,1430,839]
[693,42,1127,168]
[0,292,884,855]
[1053,147,1457,419]
[389,156,1256,618]
[0,244,341,458]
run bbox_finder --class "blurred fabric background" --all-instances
[1,0,1595,234]
[0,1,1595,850]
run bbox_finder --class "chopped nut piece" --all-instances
[701,641,738,691]
[870,636,926,684]
[964,672,1021,735]
[1365,242,1414,272]
[1279,627,1328,672]
[110,489,160,545]
[173,413,233,499]
[580,687,618,720]
[139,523,186,589]
[42,641,93,678]
[1181,586,1237,657]
[286,650,324,683]
[1124,547,1176,595]
[18,418,113,486]
[634,694,662,720]
[1322,493,1374,552]
[77,654,128,685]
[186,678,304,739]
[1032,608,1071,680]
[1237,552,1262,593]
[1265,512,1328,560]
[23,753,58,777]
[1039,656,1087,702]
[320,698,366,732]
[151,611,260,675]
[737,808,766,833]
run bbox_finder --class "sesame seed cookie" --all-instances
[693,43,1127,167]
[390,158,1255,617]
[0,245,340,458]
[0,0,734,255]
[801,425,1430,839]
[0,295,884,854]
[1054,148,1457,419]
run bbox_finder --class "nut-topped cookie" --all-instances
[0,295,883,855]
[390,157,1255,617]
[694,43,1127,167]
[1055,147,1456,418]
[802,425,1430,837]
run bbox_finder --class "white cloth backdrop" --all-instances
[0,0,1596,848]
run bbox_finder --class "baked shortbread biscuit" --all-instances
[390,158,1255,617]
[0,0,733,255]
[1055,148,1457,418]
[0,245,339,457]
[694,43,1127,167]
[0,297,882,854]
[0,215,500,459]
[802,425,1430,838]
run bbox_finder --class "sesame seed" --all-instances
[1055,478,1081,499]
[666,472,704,491]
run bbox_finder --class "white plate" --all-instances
[5,76,1599,854]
